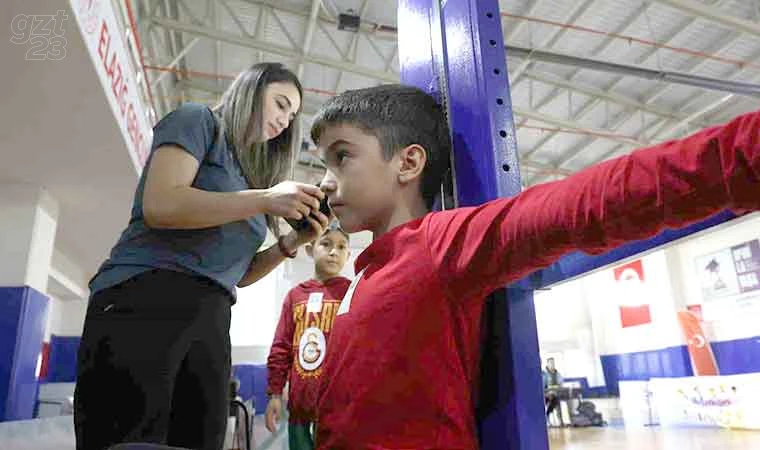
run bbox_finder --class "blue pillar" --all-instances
[399,1,548,449]
[0,286,49,421]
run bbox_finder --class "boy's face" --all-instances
[318,124,400,234]
[309,230,350,276]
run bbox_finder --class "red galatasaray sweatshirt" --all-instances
[266,276,351,424]
[315,109,760,449]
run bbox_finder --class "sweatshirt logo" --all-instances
[298,327,326,371]
[292,299,341,375]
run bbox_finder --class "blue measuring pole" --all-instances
[399,1,548,448]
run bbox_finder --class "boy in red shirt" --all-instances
[309,84,760,449]
[265,223,351,450]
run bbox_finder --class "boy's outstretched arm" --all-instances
[426,109,760,300]
[265,292,295,432]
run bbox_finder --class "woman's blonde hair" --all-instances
[213,62,304,236]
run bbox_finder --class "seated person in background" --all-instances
[543,358,564,424]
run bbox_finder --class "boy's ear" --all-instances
[396,144,427,185]
[305,243,314,257]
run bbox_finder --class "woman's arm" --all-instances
[237,213,330,288]
[237,235,294,288]
[142,146,323,230]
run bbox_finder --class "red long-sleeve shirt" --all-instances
[315,110,760,449]
[266,277,351,423]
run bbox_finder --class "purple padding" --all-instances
[562,377,589,391]
[601,338,760,396]
[0,288,25,420]
[561,377,609,398]
[601,345,693,396]
[45,335,81,383]
[711,336,760,375]
[232,365,255,402]
[232,364,267,415]
[251,365,268,416]
[0,286,49,421]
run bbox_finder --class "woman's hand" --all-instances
[263,181,324,220]
[281,208,331,251]
[237,202,330,288]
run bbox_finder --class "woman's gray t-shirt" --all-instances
[89,103,267,300]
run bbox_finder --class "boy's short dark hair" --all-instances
[317,221,350,243]
[310,84,451,209]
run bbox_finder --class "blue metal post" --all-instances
[399,1,548,449]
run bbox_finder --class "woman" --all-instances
[74,63,327,450]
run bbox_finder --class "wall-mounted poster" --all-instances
[731,240,760,294]
[694,239,760,320]
[695,248,741,300]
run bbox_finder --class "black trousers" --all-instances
[545,392,561,417]
[74,270,232,450]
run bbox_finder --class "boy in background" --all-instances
[265,223,351,450]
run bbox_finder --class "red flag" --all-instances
[677,310,719,376]
[686,304,703,321]
[39,341,50,380]
[614,260,652,327]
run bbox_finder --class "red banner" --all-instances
[614,260,652,328]
[677,310,719,376]
[39,341,50,380]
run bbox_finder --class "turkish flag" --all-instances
[614,260,652,328]
[677,311,719,376]
[687,304,703,321]
[619,304,652,328]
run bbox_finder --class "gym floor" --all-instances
[2,415,760,449]
[548,426,760,450]
[250,418,760,450]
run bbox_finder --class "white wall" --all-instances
[54,300,88,337]
[671,212,760,342]
[0,184,59,292]
[585,250,683,356]
[43,295,86,341]
[535,279,604,385]
[44,249,90,342]
[43,295,63,342]
[49,249,89,300]
[535,250,681,386]
[535,213,760,385]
